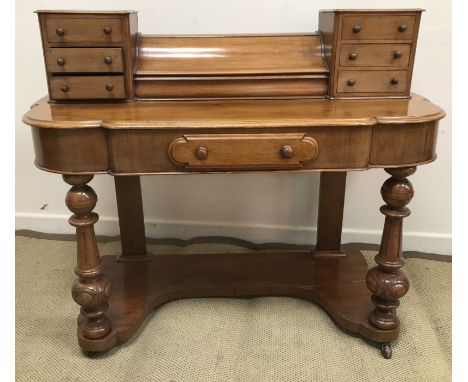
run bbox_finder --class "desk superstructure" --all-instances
[23,9,445,359]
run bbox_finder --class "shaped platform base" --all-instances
[77,250,399,353]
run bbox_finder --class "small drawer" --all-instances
[341,15,416,40]
[336,70,408,94]
[169,133,319,170]
[45,17,122,43]
[49,75,126,100]
[339,44,411,67]
[45,48,124,73]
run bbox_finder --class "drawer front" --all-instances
[49,75,126,100]
[45,48,124,73]
[336,70,408,94]
[45,18,122,43]
[341,15,416,40]
[339,44,411,67]
[169,133,319,170]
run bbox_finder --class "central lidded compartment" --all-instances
[134,34,329,99]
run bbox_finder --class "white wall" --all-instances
[15,0,452,254]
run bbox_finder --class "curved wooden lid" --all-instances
[136,35,328,76]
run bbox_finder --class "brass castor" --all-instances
[381,343,393,359]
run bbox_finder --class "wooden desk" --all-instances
[23,8,446,359]
[23,94,444,359]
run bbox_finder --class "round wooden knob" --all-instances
[105,83,114,91]
[103,26,112,35]
[348,52,358,60]
[393,51,403,59]
[398,24,407,32]
[195,146,208,160]
[104,56,113,64]
[61,85,69,92]
[347,79,356,87]
[280,145,294,159]
[390,78,399,85]
[56,27,65,36]
[353,25,361,33]
[56,58,65,66]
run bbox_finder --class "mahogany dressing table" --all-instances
[23,9,445,359]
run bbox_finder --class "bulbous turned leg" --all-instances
[63,174,112,341]
[366,167,415,338]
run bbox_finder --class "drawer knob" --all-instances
[398,24,407,32]
[195,146,208,160]
[390,78,399,85]
[56,28,65,36]
[280,145,295,159]
[105,83,114,91]
[104,56,113,64]
[103,26,112,35]
[348,52,358,60]
[61,85,69,92]
[393,51,403,59]
[352,25,361,33]
[56,58,65,66]
[347,79,356,87]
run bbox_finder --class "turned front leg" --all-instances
[63,174,112,340]
[366,167,415,331]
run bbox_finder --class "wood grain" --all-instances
[76,250,400,352]
[341,15,416,41]
[338,43,411,67]
[45,48,124,73]
[336,70,408,94]
[44,17,123,44]
[169,133,319,170]
[49,75,126,100]
[23,94,445,129]
[136,35,327,76]
[316,172,347,252]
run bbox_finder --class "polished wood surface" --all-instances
[45,47,124,73]
[114,176,150,261]
[25,95,443,174]
[340,14,416,40]
[37,11,137,101]
[49,75,126,100]
[136,35,327,76]
[134,75,328,99]
[319,9,421,98]
[43,17,124,44]
[25,8,445,359]
[24,94,444,129]
[316,172,347,252]
[338,43,411,67]
[63,175,112,340]
[336,70,408,94]
[169,133,319,170]
[366,167,415,359]
[78,249,399,352]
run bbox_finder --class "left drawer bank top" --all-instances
[35,10,138,102]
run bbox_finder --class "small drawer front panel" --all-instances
[49,75,126,100]
[45,48,124,73]
[339,44,411,67]
[336,70,408,94]
[45,18,122,43]
[169,133,319,170]
[341,15,416,41]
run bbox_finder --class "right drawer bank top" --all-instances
[319,9,422,98]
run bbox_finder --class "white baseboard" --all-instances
[15,212,452,255]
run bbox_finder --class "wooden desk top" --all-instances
[24,94,444,130]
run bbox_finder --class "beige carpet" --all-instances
[16,236,451,382]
